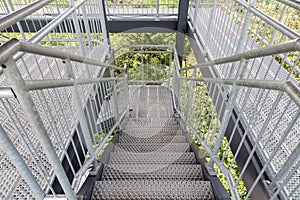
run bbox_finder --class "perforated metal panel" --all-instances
[102,164,203,180]
[92,180,214,200]
[129,86,173,119]
[114,143,190,153]
[109,152,196,165]
[118,135,186,144]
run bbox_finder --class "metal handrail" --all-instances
[25,77,122,91]
[181,39,300,71]
[172,41,300,199]
[277,0,300,11]
[0,0,53,32]
[182,77,300,106]
[0,38,123,71]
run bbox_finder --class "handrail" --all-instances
[277,0,300,11]
[181,39,300,71]
[25,77,122,91]
[183,77,300,106]
[0,39,123,71]
[0,0,53,32]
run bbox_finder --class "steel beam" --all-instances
[1,17,177,33]
[107,20,177,33]
[175,0,189,67]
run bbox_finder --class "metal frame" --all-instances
[1,0,300,199]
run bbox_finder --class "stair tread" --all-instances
[92,180,214,200]
[123,127,181,131]
[118,135,186,143]
[102,164,202,180]
[121,131,183,137]
[114,143,190,153]
[109,152,196,164]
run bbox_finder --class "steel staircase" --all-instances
[91,86,214,199]
[0,0,300,199]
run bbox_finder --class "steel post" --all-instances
[185,68,197,121]
[64,58,97,167]
[228,0,255,78]
[99,0,110,46]
[3,58,76,199]
[209,59,248,168]
[205,0,217,45]
[0,124,45,200]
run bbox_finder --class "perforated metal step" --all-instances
[122,128,182,136]
[118,135,186,143]
[101,164,203,180]
[91,180,214,200]
[114,143,190,153]
[126,119,178,128]
[109,152,196,164]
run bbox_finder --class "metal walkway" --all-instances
[91,86,214,199]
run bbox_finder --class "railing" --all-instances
[104,0,179,19]
[189,0,300,83]
[114,44,173,87]
[0,38,128,199]
[171,39,300,199]
[0,0,109,48]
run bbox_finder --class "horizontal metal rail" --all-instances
[0,0,53,32]
[182,77,300,106]
[0,87,15,98]
[0,38,122,71]
[235,0,300,40]
[114,44,173,52]
[25,77,122,91]
[277,0,300,10]
[181,39,300,71]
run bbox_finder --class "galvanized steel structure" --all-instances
[0,0,299,199]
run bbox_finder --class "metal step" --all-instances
[122,128,182,136]
[127,118,177,123]
[114,143,190,153]
[101,164,203,180]
[109,152,196,164]
[122,129,183,138]
[125,122,178,129]
[118,135,186,143]
[91,180,214,200]
[125,121,179,128]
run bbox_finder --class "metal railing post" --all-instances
[69,0,92,78]
[0,124,45,200]
[3,58,76,200]
[64,58,97,167]
[193,0,200,25]
[99,0,110,46]
[168,48,172,89]
[185,68,197,121]
[228,0,255,78]
[6,0,26,40]
[156,0,159,19]
[205,0,217,45]
[123,73,130,108]
[141,46,145,86]
[209,58,248,168]
[109,68,120,122]
[81,3,92,48]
